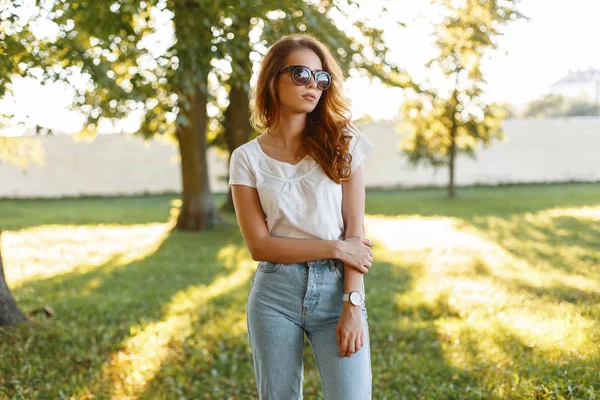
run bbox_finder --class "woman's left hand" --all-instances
[336,303,364,358]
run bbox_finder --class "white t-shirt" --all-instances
[228,129,374,241]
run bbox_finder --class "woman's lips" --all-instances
[302,94,316,101]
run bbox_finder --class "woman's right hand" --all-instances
[337,236,375,274]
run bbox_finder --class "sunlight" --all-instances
[438,304,596,373]
[101,245,255,398]
[366,215,495,252]
[3,223,172,288]
[4,0,600,131]
[169,199,182,208]
[434,277,596,350]
[365,212,599,370]
[81,276,103,296]
[545,205,600,220]
[365,214,599,295]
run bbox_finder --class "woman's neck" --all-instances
[270,112,307,153]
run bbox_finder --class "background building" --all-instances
[549,67,600,102]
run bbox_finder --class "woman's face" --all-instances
[276,48,324,115]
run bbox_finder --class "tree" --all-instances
[2,0,225,230]
[0,231,28,326]
[399,0,524,198]
[0,117,45,329]
[170,1,225,230]
[3,0,416,227]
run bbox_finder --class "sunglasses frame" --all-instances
[277,65,332,90]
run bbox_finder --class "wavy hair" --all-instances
[251,33,358,184]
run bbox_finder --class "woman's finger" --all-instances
[353,263,367,273]
[339,337,348,357]
[345,338,355,357]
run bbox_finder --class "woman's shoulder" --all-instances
[233,138,260,159]
[342,125,372,149]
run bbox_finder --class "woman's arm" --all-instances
[231,184,343,263]
[341,163,370,294]
[337,162,372,358]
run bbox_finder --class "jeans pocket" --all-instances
[257,261,282,273]
[333,260,344,282]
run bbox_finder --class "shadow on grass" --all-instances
[457,322,600,398]
[0,219,243,399]
[362,183,600,397]
[471,214,600,276]
[2,183,599,398]
[364,258,482,399]
[368,183,600,308]
[139,251,486,399]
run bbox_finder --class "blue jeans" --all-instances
[247,258,372,399]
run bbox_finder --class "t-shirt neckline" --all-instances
[253,137,311,167]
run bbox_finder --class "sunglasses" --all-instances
[278,65,332,90]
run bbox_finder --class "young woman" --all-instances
[228,33,375,399]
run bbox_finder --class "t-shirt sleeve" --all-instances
[348,129,375,173]
[228,147,256,188]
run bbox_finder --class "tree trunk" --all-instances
[448,89,458,199]
[0,231,28,326]
[223,85,252,213]
[449,125,456,199]
[223,20,253,213]
[175,84,224,231]
[171,3,223,231]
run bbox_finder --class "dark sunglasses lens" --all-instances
[292,67,311,85]
[315,71,331,90]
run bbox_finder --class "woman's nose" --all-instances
[306,75,317,89]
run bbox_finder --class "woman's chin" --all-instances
[292,104,318,114]
[281,100,319,115]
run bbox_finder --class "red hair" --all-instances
[251,33,359,184]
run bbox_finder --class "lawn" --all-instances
[1,183,599,399]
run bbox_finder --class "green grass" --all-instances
[1,183,599,399]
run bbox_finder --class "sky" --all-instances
[346,0,600,120]
[1,0,600,135]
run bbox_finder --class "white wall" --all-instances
[1,118,599,198]
[0,135,182,198]
[360,118,600,188]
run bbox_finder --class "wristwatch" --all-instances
[342,291,365,306]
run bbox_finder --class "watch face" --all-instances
[350,292,363,305]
